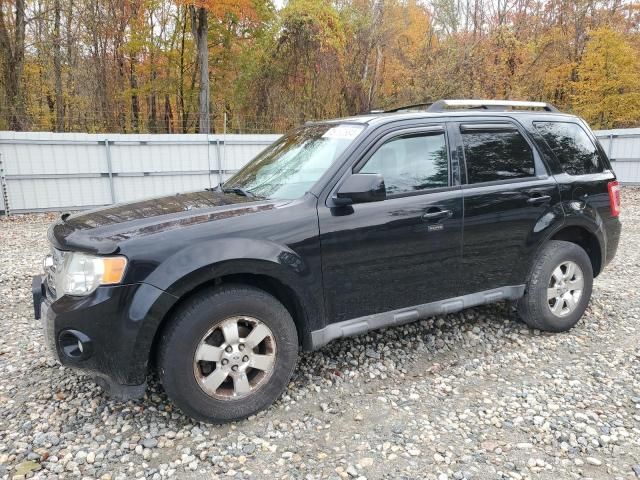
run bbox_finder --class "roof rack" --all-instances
[427,99,559,112]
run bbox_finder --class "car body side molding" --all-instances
[310,285,526,349]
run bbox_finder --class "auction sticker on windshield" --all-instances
[322,125,363,139]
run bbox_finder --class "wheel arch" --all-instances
[131,235,324,378]
[549,225,603,277]
[147,267,317,374]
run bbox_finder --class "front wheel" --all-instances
[518,240,593,332]
[158,285,299,423]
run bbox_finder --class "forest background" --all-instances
[1,0,639,134]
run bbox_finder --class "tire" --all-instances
[518,240,593,332]
[158,284,298,423]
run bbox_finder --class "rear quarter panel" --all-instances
[524,116,621,270]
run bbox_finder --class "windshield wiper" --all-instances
[221,186,255,198]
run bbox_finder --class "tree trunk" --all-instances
[130,57,140,132]
[148,90,157,132]
[179,7,188,133]
[190,5,209,134]
[367,44,382,110]
[64,0,75,129]
[88,0,109,131]
[0,0,27,130]
[53,0,64,131]
[164,95,173,133]
[148,10,158,133]
[148,64,158,132]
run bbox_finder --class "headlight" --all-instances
[58,252,128,296]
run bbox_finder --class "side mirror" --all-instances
[335,173,386,205]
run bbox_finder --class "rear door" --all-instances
[452,119,562,291]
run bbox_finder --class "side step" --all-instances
[309,285,525,349]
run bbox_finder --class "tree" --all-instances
[339,0,382,114]
[2,0,640,132]
[0,0,27,130]
[246,0,347,125]
[53,0,63,130]
[189,4,209,133]
[573,27,640,129]
[182,0,267,134]
[376,0,436,108]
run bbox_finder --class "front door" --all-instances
[318,125,464,324]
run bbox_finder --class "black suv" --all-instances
[33,99,622,423]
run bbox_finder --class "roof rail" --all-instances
[380,102,433,113]
[427,99,559,112]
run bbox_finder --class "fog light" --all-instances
[58,330,92,360]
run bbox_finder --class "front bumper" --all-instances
[32,275,176,399]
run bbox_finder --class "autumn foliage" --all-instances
[1,0,639,133]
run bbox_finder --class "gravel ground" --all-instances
[1,190,639,480]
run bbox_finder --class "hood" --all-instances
[48,190,277,254]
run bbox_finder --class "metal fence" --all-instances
[594,128,640,186]
[0,129,639,214]
[0,132,280,213]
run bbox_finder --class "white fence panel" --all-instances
[595,128,640,185]
[0,132,112,211]
[0,132,279,213]
[1,128,638,214]
[107,135,214,203]
[9,176,111,211]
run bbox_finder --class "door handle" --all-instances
[527,195,551,205]
[422,209,452,221]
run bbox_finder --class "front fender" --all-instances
[136,237,323,351]
[144,237,311,295]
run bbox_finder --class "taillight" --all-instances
[608,181,621,217]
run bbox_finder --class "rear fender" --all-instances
[527,213,606,283]
[560,199,608,269]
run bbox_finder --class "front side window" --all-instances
[223,123,364,199]
[461,126,536,184]
[359,132,449,195]
[534,121,604,175]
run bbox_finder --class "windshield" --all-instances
[222,123,364,199]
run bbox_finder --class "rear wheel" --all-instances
[158,285,298,423]
[518,240,593,332]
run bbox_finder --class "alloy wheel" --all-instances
[547,260,584,318]
[193,316,277,399]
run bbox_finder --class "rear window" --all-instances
[460,126,535,184]
[534,121,604,175]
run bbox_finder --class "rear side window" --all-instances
[534,121,604,175]
[460,126,535,184]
